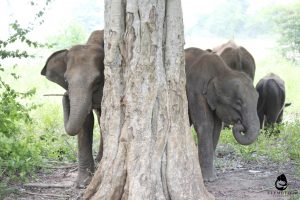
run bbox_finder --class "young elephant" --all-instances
[41,30,104,188]
[185,47,260,181]
[256,73,290,129]
[213,40,256,81]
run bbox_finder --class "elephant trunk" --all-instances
[232,113,260,145]
[62,90,92,136]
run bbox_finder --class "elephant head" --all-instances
[41,31,104,136]
[205,72,260,145]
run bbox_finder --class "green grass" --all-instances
[219,120,300,166]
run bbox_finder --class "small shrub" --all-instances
[283,120,300,162]
[34,103,77,162]
[219,121,300,166]
[0,76,42,180]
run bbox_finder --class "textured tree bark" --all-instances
[83,0,214,199]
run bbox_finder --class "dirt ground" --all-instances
[4,145,300,200]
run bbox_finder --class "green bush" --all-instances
[0,75,77,199]
[33,103,77,162]
[283,119,300,161]
[0,76,41,180]
[0,2,76,195]
[271,2,300,60]
[219,121,300,164]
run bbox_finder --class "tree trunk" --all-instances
[83,0,214,199]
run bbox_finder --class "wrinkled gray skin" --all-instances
[213,40,256,81]
[41,30,104,188]
[185,47,260,181]
[256,73,290,129]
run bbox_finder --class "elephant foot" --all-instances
[202,168,217,182]
[75,169,93,188]
[203,174,217,182]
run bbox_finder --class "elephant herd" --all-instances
[41,30,290,187]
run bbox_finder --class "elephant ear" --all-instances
[41,49,68,89]
[203,78,218,110]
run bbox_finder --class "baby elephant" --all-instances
[185,47,260,181]
[256,73,291,129]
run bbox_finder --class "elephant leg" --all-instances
[222,122,230,129]
[96,135,103,163]
[76,111,94,188]
[266,115,277,125]
[276,110,283,124]
[189,95,216,181]
[196,123,216,182]
[94,109,103,163]
[265,112,278,128]
[258,111,264,129]
[213,117,222,152]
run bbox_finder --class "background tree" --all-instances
[46,21,87,50]
[83,0,213,199]
[271,2,300,61]
[189,0,250,38]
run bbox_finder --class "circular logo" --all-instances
[275,174,288,191]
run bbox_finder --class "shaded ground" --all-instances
[4,145,300,200]
[207,162,300,200]
[207,144,300,200]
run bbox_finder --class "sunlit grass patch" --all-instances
[219,120,300,169]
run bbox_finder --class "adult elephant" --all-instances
[185,47,260,181]
[256,73,290,129]
[41,30,104,187]
[213,40,256,81]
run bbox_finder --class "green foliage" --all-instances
[0,182,17,200]
[0,1,76,196]
[47,21,87,49]
[207,0,248,38]
[219,120,300,164]
[0,18,43,181]
[271,2,300,60]
[33,104,77,162]
[242,7,276,37]
[191,128,198,145]
[289,194,300,200]
[0,1,54,60]
[192,0,260,38]
[0,74,40,181]
[283,119,300,161]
